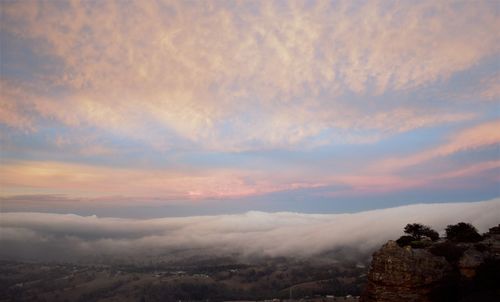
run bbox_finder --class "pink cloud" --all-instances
[0,160,327,201]
[0,81,37,132]
[1,1,497,150]
[480,74,500,100]
[373,120,500,173]
[432,160,500,181]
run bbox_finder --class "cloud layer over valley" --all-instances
[1,199,499,263]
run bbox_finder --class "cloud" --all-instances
[480,73,500,100]
[434,160,500,181]
[0,160,326,200]
[1,1,497,207]
[309,121,500,196]
[373,120,500,173]
[1,0,497,150]
[5,1,496,94]
[1,198,499,262]
[2,116,497,200]
[0,80,37,132]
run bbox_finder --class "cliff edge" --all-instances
[361,224,500,302]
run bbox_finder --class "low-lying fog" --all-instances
[1,198,499,263]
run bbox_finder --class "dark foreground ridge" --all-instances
[0,256,366,301]
[361,223,500,302]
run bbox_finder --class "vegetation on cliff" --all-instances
[363,222,500,302]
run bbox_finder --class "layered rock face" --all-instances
[361,224,500,302]
[361,241,452,302]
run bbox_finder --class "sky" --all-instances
[0,0,499,218]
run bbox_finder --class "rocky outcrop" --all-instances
[361,224,500,302]
[361,241,452,302]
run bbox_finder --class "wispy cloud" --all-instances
[0,159,327,200]
[480,73,500,100]
[2,121,498,201]
[373,120,500,172]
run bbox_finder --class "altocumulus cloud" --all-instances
[1,199,499,262]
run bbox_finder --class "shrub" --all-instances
[422,228,439,241]
[396,235,432,249]
[429,241,467,264]
[445,222,482,243]
[487,224,500,235]
[410,240,432,249]
[396,235,414,247]
[403,223,440,241]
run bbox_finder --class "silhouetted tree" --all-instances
[404,223,439,241]
[445,222,482,242]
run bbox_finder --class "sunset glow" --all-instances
[1,0,499,217]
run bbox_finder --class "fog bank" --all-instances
[1,199,499,262]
